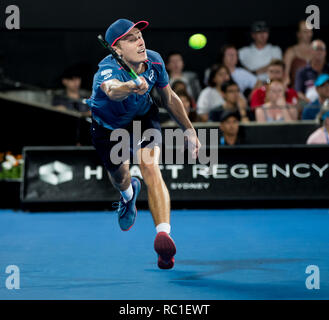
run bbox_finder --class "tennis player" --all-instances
[87,19,200,269]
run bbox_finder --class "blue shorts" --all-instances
[91,104,162,173]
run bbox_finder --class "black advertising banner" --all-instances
[21,147,117,203]
[21,145,329,203]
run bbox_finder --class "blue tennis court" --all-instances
[0,208,328,300]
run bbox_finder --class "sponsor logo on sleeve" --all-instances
[101,69,113,80]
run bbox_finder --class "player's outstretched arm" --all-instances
[101,77,148,101]
[157,85,194,131]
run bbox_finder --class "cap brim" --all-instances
[134,20,149,31]
[316,78,329,87]
[252,28,269,33]
[220,112,241,122]
[111,20,149,47]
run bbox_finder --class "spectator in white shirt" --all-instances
[204,45,260,98]
[239,21,282,83]
[197,64,230,122]
[221,44,260,97]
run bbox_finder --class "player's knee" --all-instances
[140,163,161,186]
[110,169,130,187]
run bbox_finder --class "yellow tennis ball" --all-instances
[189,33,207,50]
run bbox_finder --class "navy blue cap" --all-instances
[220,110,241,122]
[315,74,329,87]
[105,19,149,47]
[251,21,269,33]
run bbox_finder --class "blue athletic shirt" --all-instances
[86,49,169,130]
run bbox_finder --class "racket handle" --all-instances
[132,77,142,86]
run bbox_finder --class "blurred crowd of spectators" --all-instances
[51,20,329,145]
[160,20,329,145]
[165,21,328,122]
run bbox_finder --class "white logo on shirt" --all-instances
[149,70,154,81]
[101,69,113,78]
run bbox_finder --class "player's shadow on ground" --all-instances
[161,258,322,299]
[146,258,308,279]
[170,258,308,281]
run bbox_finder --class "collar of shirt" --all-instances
[251,43,271,51]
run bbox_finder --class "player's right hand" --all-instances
[184,129,201,160]
[129,76,149,95]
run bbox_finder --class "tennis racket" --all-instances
[97,35,142,86]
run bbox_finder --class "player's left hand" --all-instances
[184,129,201,159]
[131,76,149,95]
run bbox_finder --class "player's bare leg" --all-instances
[138,146,176,269]
[137,146,170,225]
